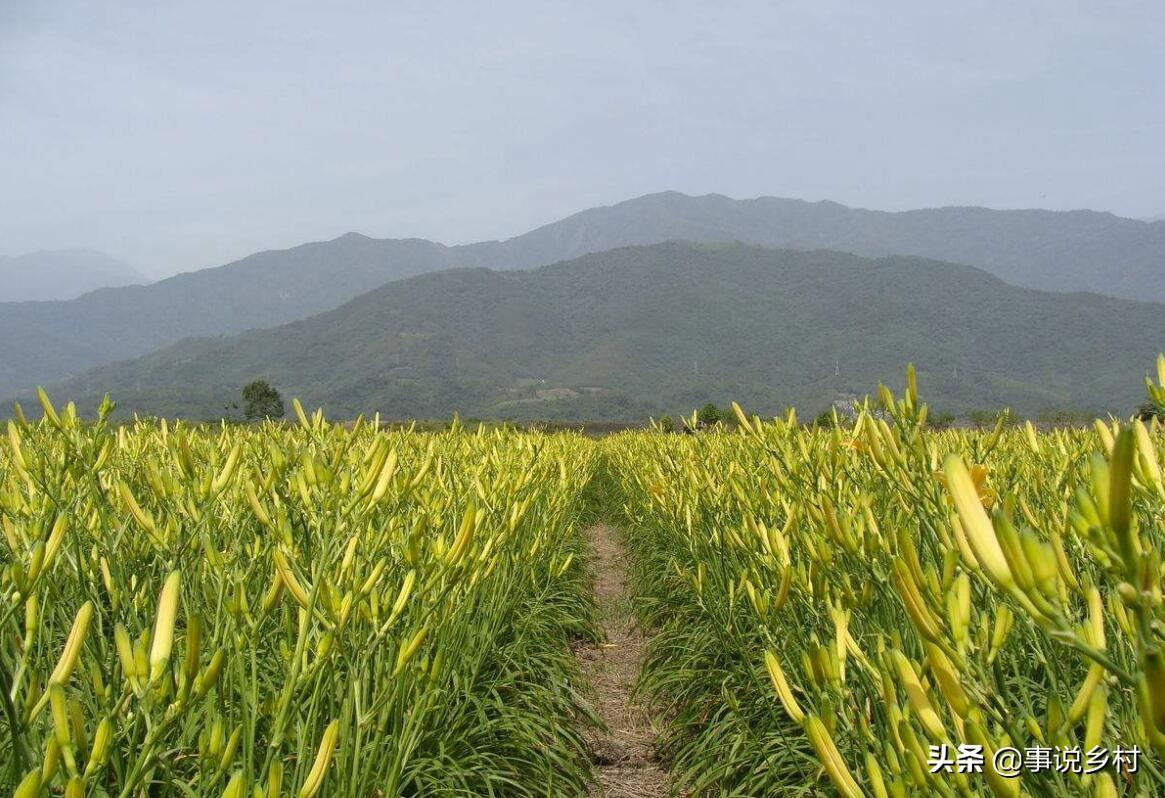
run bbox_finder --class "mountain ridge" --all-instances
[3,191,1163,400]
[31,242,1163,421]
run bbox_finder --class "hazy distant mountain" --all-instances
[0,249,146,301]
[0,236,473,400]
[502,192,1165,300]
[1144,213,1165,224]
[4,191,1165,399]
[37,243,1163,420]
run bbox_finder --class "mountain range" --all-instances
[0,249,147,302]
[2,192,1165,402]
[35,242,1164,421]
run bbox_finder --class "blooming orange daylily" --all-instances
[934,464,996,508]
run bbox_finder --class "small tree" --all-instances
[697,403,723,426]
[242,380,284,421]
[966,409,995,429]
[930,411,957,430]
[1137,402,1165,423]
[812,409,835,428]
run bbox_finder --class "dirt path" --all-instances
[577,523,670,798]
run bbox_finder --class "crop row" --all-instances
[1,399,597,796]
[608,365,1165,796]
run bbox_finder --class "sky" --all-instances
[1,1,1163,278]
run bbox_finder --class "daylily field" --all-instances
[4,361,1165,796]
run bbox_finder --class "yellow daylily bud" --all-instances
[273,549,311,609]
[804,714,864,798]
[37,386,61,427]
[392,626,428,677]
[925,644,971,716]
[298,720,340,798]
[85,717,113,777]
[942,455,1013,589]
[150,571,182,684]
[387,569,417,627]
[49,599,94,688]
[13,769,43,798]
[763,650,804,723]
[222,771,247,798]
[891,651,946,740]
[965,720,1020,798]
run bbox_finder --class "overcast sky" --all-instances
[2,1,1162,277]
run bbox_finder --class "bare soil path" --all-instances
[577,523,670,797]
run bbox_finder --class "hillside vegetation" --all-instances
[3,191,1163,400]
[34,243,1165,420]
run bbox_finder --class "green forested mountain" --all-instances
[34,243,1164,421]
[2,191,1162,400]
